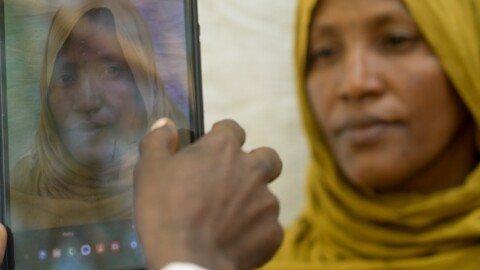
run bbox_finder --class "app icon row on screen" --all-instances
[36,240,139,261]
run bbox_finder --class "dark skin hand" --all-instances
[0,224,6,263]
[134,118,283,270]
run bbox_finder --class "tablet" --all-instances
[0,0,203,268]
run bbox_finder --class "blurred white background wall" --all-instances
[197,1,309,225]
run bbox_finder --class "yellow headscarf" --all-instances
[264,0,480,269]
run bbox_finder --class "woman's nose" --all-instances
[72,75,102,113]
[338,48,384,102]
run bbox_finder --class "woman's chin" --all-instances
[72,150,119,168]
[342,166,409,192]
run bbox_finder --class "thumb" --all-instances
[135,118,179,190]
[140,118,179,159]
[0,224,7,265]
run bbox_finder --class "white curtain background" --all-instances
[198,1,308,225]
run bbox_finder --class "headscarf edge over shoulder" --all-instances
[264,0,480,269]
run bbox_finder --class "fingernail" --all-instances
[150,118,169,131]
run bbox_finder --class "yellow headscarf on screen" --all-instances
[264,0,480,269]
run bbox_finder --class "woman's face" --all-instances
[48,13,147,167]
[307,0,475,192]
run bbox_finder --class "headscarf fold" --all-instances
[264,0,480,269]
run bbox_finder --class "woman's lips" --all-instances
[334,116,401,146]
[67,120,111,138]
[76,121,106,131]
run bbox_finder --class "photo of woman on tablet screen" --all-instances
[9,0,187,231]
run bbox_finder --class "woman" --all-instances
[10,0,186,231]
[264,0,480,269]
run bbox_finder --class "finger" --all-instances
[140,118,179,159]
[211,119,246,147]
[249,147,283,183]
[232,194,283,270]
[248,219,283,270]
[0,224,7,264]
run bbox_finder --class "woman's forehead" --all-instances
[60,15,123,62]
[310,0,412,30]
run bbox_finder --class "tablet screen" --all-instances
[0,0,202,268]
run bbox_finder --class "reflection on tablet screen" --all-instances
[3,0,199,268]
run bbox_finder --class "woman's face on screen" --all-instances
[48,11,147,167]
[306,0,474,192]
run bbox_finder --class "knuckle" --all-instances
[250,155,273,179]
[214,130,242,151]
[213,119,246,143]
[248,147,283,183]
[254,188,281,220]
[265,190,281,217]
[256,218,283,267]
[271,222,284,250]
[216,119,240,130]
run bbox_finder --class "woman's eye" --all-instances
[312,47,336,60]
[383,34,418,51]
[308,45,338,69]
[55,72,76,86]
[101,63,125,79]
